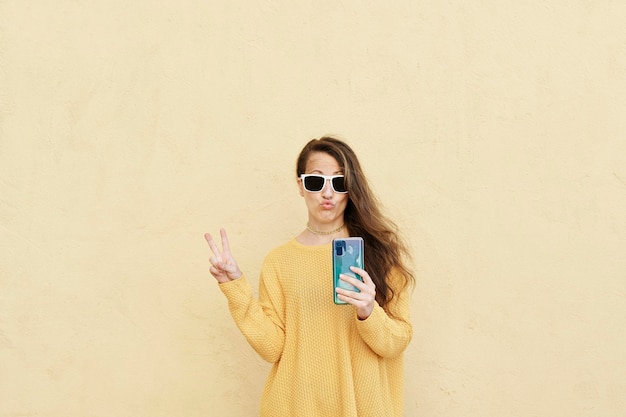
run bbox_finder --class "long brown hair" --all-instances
[296,136,415,311]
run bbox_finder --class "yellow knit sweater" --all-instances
[219,238,413,417]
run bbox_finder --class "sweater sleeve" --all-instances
[355,268,413,358]
[218,267,286,363]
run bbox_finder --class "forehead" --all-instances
[305,152,342,173]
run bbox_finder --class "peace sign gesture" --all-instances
[204,228,243,283]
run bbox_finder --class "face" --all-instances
[298,152,349,227]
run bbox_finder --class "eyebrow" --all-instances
[307,169,344,175]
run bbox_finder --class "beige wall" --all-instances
[1,1,625,416]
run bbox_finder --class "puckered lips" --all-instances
[321,200,335,210]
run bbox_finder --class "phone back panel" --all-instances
[332,237,364,304]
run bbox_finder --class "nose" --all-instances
[321,178,334,197]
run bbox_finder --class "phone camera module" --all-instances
[335,240,346,256]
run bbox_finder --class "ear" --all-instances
[297,177,305,197]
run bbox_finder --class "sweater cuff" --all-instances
[355,302,386,338]
[218,275,253,309]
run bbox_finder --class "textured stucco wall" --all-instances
[1,1,625,416]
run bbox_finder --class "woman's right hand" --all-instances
[204,228,243,283]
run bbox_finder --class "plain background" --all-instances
[1,1,625,416]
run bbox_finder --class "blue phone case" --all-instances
[332,237,364,304]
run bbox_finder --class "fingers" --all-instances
[339,274,364,290]
[337,270,376,319]
[205,228,233,257]
[220,228,231,255]
[209,255,220,269]
[205,229,243,282]
[349,266,374,286]
[339,271,375,294]
[339,267,374,292]
[338,268,376,300]
[339,277,374,299]
[204,232,223,262]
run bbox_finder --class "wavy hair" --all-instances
[296,136,415,311]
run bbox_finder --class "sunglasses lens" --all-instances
[304,175,325,192]
[332,177,347,193]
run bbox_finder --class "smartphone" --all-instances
[333,237,364,305]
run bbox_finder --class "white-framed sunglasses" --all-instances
[299,174,348,194]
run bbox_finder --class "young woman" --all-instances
[205,136,415,417]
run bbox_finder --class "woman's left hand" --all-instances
[336,266,376,320]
